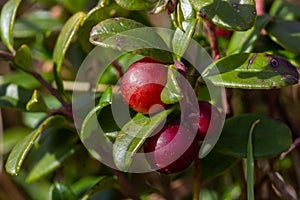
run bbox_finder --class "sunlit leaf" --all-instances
[53,12,85,72]
[203,53,299,89]
[5,115,66,176]
[189,0,256,31]
[0,0,22,52]
[113,107,174,171]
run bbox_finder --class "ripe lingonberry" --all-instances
[197,101,222,140]
[121,57,168,114]
[144,123,199,174]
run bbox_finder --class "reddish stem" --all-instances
[204,20,220,61]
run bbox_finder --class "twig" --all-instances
[112,60,123,78]
[267,170,298,200]
[256,0,265,15]
[193,158,200,200]
[31,71,71,110]
[0,50,14,61]
[280,137,300,159]
[204,20,220,61]
[112,169,141,200]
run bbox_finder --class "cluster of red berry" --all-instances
[121,58,222,174]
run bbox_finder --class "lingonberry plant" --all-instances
[1,0,300,200]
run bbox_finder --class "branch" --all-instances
[112,169,141,200]
[204,20,220,61]
[31,71,71,110]
[280,137,300,159]
[193,158,200,200]
[0,50,14,61]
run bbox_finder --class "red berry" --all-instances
[197,101,222,140]
[216,27,231,39]
[144,123,199,174]
[121,58,168,114]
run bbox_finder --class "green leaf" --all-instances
[0,83,33,110]
[0,0,22,52]
[201,149,238,181]
[5,115,66,176]
[172,19,197,58]
[113,107,174,171]
[63,0,89,13]
[26,90,48,112]
[114,0,157,10]
[180,0,196,21]
[13,44,33,71]
[269,0,300,20]
[13,10,63,38]
[26,129,78,183]
[202,53,299,89]
[151,0,170,14]
[49,182,77,200]
[228,15,272,55]
[3,71,54,90]
[90,17,173,62]
[2,127,32,155]
[53,12,85,73]
[247,120,259,200]
[161,66,183,104]
[99,86,113,105]
[79,4,129,52]
[189,0,256,31]
[266,19,300,54]
[215,114,292,158]
[82,176,117,200]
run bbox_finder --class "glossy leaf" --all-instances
[79,3,129,52]
[90,17,173,62]
[202,53,299,89]
[26,129,78,183]
[114,0,157,10]
[5,115,66,176]
[151,0,169,14]
[266,19,300,54]
[99,86,113,105]
[26,90,48,112]
[3,127,32,155]
[215,114,292,158]
[53,12,85,72]
[113,107,174,171]
[161,66,182,104]
[172,19,197,58]
[180,0,196,21]
[0,0,22,52]
[14,44,33,71]
[49,182,77,200]
[82,176,117,200]
[201,149,238,181]
[228,15,272,55]
[0,83,33,110]
[189,0,256,31]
